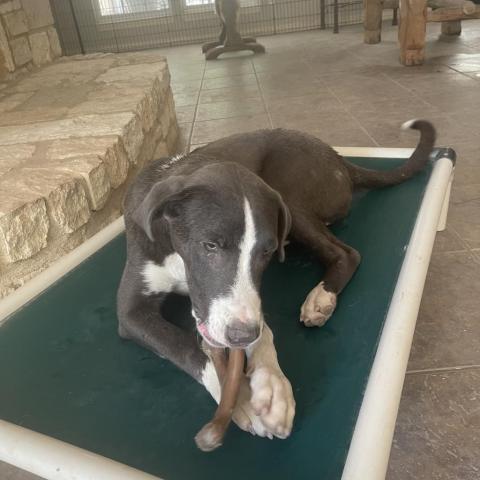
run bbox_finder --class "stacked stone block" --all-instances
[0,0,62,80]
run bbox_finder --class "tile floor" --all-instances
[2,19,480,480]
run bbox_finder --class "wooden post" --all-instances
[364,0,384,44]
[398,0,428,65]
[441,19,462,34]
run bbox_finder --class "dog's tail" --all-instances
[345,119,436,189]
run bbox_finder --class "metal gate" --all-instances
[50,0,363,55]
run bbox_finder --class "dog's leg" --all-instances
[118,292,238,408]
[119,301,253,434]
[118,278,242,421]
[118,276,208,382]
[292,211,361,327]
[229,324,295,439]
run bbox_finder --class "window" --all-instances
[184,0,214,6]
[97,0,169,17]
[94,0,261,27]
[183,0,263,7]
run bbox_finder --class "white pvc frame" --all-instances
[0,147,454,480]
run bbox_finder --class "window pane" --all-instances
[98,0,169,16]
[184,0,214,6]
[183,0,260,7]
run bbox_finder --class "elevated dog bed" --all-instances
[0,148,455,480]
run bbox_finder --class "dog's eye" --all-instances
[203,242,218,252]
[263,247,274,257]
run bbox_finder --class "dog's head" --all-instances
[133,163,291,348]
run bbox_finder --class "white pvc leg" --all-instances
[437,172,453,232]
[0,419,162,480]
[341,157,454,480]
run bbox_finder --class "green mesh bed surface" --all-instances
[0,158,432,480]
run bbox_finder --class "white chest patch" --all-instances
[201,360,221,404]
[142,253,188,295]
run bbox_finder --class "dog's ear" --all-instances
[132,175,185,241]
[275,192,291,263]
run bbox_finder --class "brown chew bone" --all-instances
[195,348,245,452]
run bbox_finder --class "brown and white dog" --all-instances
[117,120,435,440]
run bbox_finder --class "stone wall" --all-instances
[0,53,179,298]
[0,0,61,81]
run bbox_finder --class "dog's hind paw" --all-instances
[300,282,337,327]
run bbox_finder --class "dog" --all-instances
[117,120,435,439]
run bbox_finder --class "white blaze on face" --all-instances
[237,198,259,311]
[205,197,263,346]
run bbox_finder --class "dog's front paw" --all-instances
[250,367,295,439]
[233,367,295,439]
[300,282,337,327]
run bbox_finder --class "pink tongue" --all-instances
[197,322,209,336]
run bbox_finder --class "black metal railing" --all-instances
[50,0,363,55]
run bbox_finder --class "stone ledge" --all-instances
[0,52,179,297]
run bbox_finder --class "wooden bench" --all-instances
[364,0,480,65]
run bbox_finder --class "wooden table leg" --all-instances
[398,0,428,65]
[441,20,462,35]
[392,7,399,24]
[364,0,384,43]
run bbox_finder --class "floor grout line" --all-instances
[431,224,475,257]
[449,225,477,253]
[186,60,207,151]
[431,249,480,264]
[192,112,271,124]
[381,72,444,111]
[202,76,258,91]
[467,248,480,263]
[324,84,380,147]
[406,364,480,375]
[194,95,263,106]
[431,248,469,256]
[471,250,480,264]
[432,245,480,264]
[443,64,480,80]
[339,48,370,68]
[252,60,274,129]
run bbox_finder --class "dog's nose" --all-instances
[225,322,260,346]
